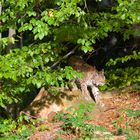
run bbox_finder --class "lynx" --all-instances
[69,56,105,104]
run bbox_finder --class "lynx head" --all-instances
[92,70,105,86]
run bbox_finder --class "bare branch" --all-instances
[51,46,79,69]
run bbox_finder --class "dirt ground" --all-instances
[88,88,140,132]
[30,86,140,140]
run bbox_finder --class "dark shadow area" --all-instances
[25,89,78,115]
[87,86,96,102]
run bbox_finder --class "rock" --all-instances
[21,87,93,121]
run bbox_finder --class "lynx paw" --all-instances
[96,102,110,112]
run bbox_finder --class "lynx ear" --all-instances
[101,69,104,74]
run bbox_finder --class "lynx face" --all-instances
[69,56,106,102]
[92,71,105,86]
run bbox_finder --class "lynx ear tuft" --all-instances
[101,69,104,73]
[99,69,104,75]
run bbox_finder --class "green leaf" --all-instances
[81,46,93,53]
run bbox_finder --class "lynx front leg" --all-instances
[91,86,100,102]
[69,79,79,91]
[91,86,107,111]
[81,83,93,102]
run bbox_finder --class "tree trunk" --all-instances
[7,28,16,52]
[20,22,23,48]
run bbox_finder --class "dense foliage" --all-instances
[0,0,140,117]
[105,51,140,89]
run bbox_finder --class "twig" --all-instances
[20,111,39,119]
[51,46,79,69]
[84,0,89,12]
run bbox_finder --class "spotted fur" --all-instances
[69,56,105,103]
